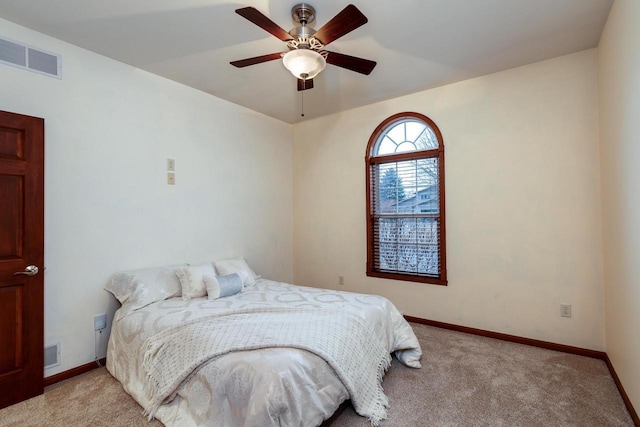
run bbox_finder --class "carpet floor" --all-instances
[0,323,634,426]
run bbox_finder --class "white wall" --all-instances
[0,18,293,376]
[293,49,605,350]
[598,0,640,411]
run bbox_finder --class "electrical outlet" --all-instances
[93,314,107,331]
[560,303,572,318]
[167,158,175,171]
[167,172,175,185]
[338,276,344,286]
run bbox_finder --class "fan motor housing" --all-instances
[289,26,316,39]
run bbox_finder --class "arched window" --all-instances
[365,112,446,285]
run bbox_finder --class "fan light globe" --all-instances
[282,49,326,80]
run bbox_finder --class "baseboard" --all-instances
[44,358,106,387]
[406,315,638,426]
[604,354,640,426]
[405,316,606,359]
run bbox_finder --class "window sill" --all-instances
[366,270,447,286]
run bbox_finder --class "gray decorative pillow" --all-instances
[212,257,260,287]
[204,273,243,300]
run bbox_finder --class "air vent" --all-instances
[0,36,62,78]
[44,342,61,369]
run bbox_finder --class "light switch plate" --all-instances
[167,172,175,185]
[167,158,175,171]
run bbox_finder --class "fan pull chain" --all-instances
[301,89,305,117]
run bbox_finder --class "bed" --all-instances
[105,260,422,427]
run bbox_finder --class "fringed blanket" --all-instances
[141,307,392,426]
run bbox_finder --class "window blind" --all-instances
[370,157,441,277]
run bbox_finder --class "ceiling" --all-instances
[0,0,613,124]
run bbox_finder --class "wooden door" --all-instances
[0,110,44,409]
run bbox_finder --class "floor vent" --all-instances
[0,36,62,78]
[44,342,61,369]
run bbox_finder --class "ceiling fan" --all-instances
[230,3,376,91]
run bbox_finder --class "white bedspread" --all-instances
[142,308,392,425]
[107,279,421,427]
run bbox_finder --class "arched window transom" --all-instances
[374,119,439,155]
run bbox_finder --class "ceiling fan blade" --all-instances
[235,7,293,41]
[325,51,376,75]
[297,78,314,91]
[230,53,284,68]
[313,4,368,45]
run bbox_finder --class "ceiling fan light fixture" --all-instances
[282,49,326,80]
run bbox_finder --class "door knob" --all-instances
[14,265,39,276]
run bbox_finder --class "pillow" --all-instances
[105,272,138,305]
[105,264,186,321]
[213,257,260,287]
[175,263,216,300]
[204,273,243,300]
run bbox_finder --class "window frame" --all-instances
[365,112,447,285]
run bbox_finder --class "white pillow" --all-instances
[204,273,243,300]
[175,263,216,300]
[213,257,260,287]
[105,264,186,321]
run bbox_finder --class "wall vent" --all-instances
[44,342,61,369]
[0,36,62,78]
